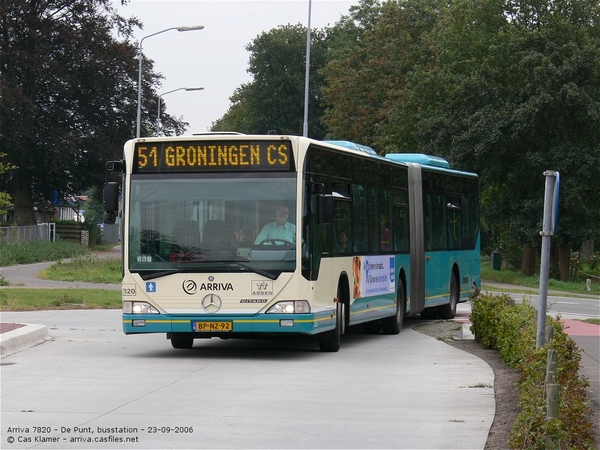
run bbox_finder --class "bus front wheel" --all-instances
[319,301,344,352]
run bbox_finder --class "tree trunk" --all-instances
[580,239,594,259]
[13,182,35,225]
[521,244,536,276]
[558,240,571,282]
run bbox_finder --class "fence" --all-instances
[0,223,55,245]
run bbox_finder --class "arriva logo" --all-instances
[182,279,197,295]
[199,282,233,291]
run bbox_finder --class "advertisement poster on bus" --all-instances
[352,256,395,299]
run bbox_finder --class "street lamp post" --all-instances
[156,87,204,135]
[136,25,204,138]
[303,0,312,137]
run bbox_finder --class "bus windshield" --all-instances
[128,172,297,279]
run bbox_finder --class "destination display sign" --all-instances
[133,140,293,173]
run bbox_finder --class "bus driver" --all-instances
[255,205,296,244]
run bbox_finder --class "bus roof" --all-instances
[323,141,378,156]
[385,153,450,169]
[321,140,452,170]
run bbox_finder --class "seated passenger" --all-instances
[255,205,296,244]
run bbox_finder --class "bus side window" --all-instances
[352,183,368,253]
[446,197,461,249]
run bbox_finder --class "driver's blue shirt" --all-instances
[255,221,296,244]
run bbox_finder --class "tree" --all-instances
[212,24,330,138]
[321,0,600,279]
[322,0,443,147]
[405,0,600,278]
[0,0,186,225]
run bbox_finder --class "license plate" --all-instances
[194,321,232,332]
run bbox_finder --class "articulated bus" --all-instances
[103,134,480,352]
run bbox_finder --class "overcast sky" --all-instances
[112,0,357,134]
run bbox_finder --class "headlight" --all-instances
[123,301,159,314]
[266,300,310,314]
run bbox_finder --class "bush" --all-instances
[470,292,594,449]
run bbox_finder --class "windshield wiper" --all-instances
[138,268,205,280]
[225,260,278,280]
[139,270,176,280]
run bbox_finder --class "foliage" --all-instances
[319,0,600,273]
[470,292,594,449]
[580,252,600,273]
[408,0,600,259]
[323,0,442,147]
[48,219,81,225]
[212,24,330,138]
[511,318,594,449]
[0,241,88,266]
[0,153,17,216]
[0,0,186,225]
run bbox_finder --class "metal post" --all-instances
[536,170,558,348]
[302,0,312,137]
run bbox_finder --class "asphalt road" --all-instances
[1,308,494,450]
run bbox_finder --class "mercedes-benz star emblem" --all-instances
[202,294,222,313]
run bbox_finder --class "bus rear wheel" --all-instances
[319,301,344,352]
[382,282,405,334]
[438,272,459,320]
[171,334,194,349]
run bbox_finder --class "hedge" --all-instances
[470,292,594,449]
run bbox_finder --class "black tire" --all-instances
[382,281,405,334]
[438,272,459,320]
[171,335,194,349]
[319,301,344,352]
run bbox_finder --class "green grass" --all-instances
[0,288,121,311]
[481,262,600,296]
[0,240,89,266]
[39,255,122,284]
[583,318,600,325]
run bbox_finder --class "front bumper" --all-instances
[123,311,335,336]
